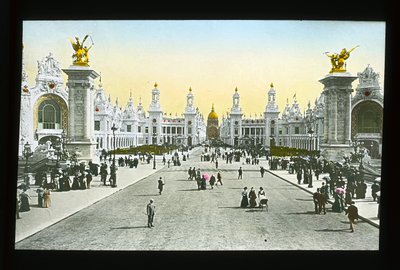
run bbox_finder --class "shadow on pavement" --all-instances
[295,198,314,201]
[110,226,149,229]
[134,194,160,197]
[245,208,266,212]
[315,228,351,232]
[340,220,366,224]
[286,211,317,215]
[218,206,242,209]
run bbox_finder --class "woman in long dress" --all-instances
[249,187,257,208]
[71,175,80,190]
[43,188,51,208]
[19,189,31,212]
[258,187,267,207]
[240,187,249,208]
[332,193,343,213]
[63,174,71,191]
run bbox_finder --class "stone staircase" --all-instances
[17,152,49,177]
[361,159,381,182]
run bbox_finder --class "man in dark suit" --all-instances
[146,199,156,228]
[260,166,265,178]
[158,177,165,195]
[313,188,326,214]
[313,188,322,214]
[238,167,243,179]
[371,181,380,201]
[345,201,358,232]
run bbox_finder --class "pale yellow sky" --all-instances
[23,20,386,118]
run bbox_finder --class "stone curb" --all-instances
[15,166,164,243]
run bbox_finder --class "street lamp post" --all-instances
[22,141,32,186]
[308,128,314,188]
[153,152,156,169]
[23,141,32,173]
[60,129,67,161]
[111,124,118,187]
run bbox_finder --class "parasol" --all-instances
[202,173,210,181]
[322,176,331,181]
[335,187,345,195]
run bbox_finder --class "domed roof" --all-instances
[208,104,218,119]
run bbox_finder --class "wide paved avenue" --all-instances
[15,151,379,250]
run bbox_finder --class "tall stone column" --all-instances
[19,91,34,155]
[319,72,357,161]
[62,65,99,162]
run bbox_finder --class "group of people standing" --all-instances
[240,187,267,208]
[187,167,223,190]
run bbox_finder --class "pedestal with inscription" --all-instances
[319,72,357,162]
[62,65,99,162]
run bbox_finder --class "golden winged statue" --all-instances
[324,46,359,73]
[70,35,94,66]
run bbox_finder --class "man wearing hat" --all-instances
[146,199,156,228]
[158,177,165,195]
[371,180,380,201]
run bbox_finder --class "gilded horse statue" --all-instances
[70,35,93,66]
[324,46,359,73]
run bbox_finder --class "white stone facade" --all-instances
[18,53,207,157]
[219,67,384,157]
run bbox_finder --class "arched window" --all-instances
[357,110,379,133]
[38,100,61,129]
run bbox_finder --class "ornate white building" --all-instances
[219,66,384,159]
[18,53,207,156]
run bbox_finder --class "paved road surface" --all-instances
[15,152,379,250]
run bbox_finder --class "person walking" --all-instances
[216,171,223,186]
[258,187,268,209]
[332,192,343,213]
[209,174,216,189]
[257,187,266,204]
[249,187,257,208]
[345,201,358,232]
[188,167,192,180]
[86,172,93,189]
[200,175,207,190]
[238,167,243,179]
[43,187,51,208]
[371,181,380,201]
[146,199,156,228]
[319,188,327,214]
[260,166,265,178]
[313,188,322,214]
[16,189,22,219]
[296,170,302,184]
[215,159,219,169]
[36,185,45,207]
[240,187,249,208]
[19,188,31,212]
[158,177,165,195]
[109,163,117,188]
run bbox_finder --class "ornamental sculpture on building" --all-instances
[324,46,359,73]
[70,35,94,66]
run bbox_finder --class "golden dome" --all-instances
[208,104,218,119]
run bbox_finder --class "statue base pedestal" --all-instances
[320,144,353,162]
[65,141,97,163]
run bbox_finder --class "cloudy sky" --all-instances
[22,20,385,118]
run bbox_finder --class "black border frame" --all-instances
[2,0,398,269]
